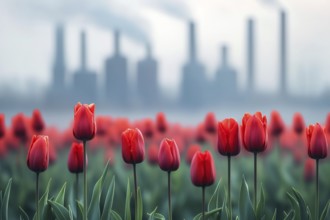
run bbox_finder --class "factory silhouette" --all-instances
[44,9,315,110]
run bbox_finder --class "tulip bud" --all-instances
[121,128,145,164]
[241,112,268,153]
[204,112,217,133]
[304,159,315,183]
[306,123,328,159]
[73,103,96,141]
[142,119,154,138]
[147,144,158,165]
[158,138,180,171]
[190,150,216,187]
[269,111,285,137]
[0,114,5,138]
[217,118,240,156]
[68,142,85,173]
[185,144,201,165]
[31,109,45,133]
[292,112,305,135]
[27,135,49,173]
[156,112,167,133]
[12,113,28,141]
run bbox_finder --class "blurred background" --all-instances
[0,0,330,126]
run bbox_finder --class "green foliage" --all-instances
[239,177,255,220]
[124,179,131,220]
[147,207,165,220]
[0,178,12,220]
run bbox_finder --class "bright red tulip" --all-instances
[292,112,305,135]
[31,109,45,132]
[156,112,167,133]
[217,118,240,156]
[12,113,28,141]
[269,111,285,137]
[0,114,5,138]
[306,123,328,159]
[27,135,49,173]
[304,158,315,183]
[68,142,85,173]
[147,144,158,165]
[185,144,201,165]
[241,112,268,153]
[190,150,216,187]
[73,103,96,141]
[204,112,217,133]
[121,128,145,164]
[158,138,180,171]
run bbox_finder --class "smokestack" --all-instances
[81,30,87,70]
[55,25,65,65]
[146,42,151,58]
[280,10,287,95]
[114,30,120,55]
[221,45,228,66]
[189,21,196,62]
[247,18,255,92]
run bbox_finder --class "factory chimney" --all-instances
[280,10,287,95]
[80,30,87,71]
[114,30,120,55]
[247,18,255,92]
[189,21,196,62]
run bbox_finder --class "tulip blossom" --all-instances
[0,114,5,138]
[190,150,216,187]
[31,109,45,133]
[156,112,167,133]
[292,112,305,135]
[217,118,240,156]
[68,142,85,173]
[269,111,285,137]
[306,123,328,159]
[73,103,96,141]
[204,112,217,134]
[158,138,180,171]
[27,135,49,173]
[121,128,145,164]
[12,113,28,142]
[185,144,201,165]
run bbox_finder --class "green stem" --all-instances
[228,155,232,220]
[133,164,138,220]
[254,152,257,212]
[83,141,87,220]
[202,186,205,220]
[168,171,172,220]
[76,173,79,219]
[36,172,39,220]
[316,159,319,220]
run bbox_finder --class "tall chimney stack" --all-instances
[221,45,228,67]
[280,10,287,95]
[146,42,151,58]
[189,21,196,62]
[80,30,87,71]
[247,18,255,92]
[114,30,120,55]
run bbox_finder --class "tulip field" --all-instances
[0,106,330,220]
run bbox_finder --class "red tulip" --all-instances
[73,103,96,141]
[158,138,180,171]
[68,142,85,173]
[0,114,5,138]
[12,113,28,141]
[306,123,328,159]
[142,118,154,138]
[204,112,217,133]
[147,144,159,165]
[190,150,216,187]
[269,111,285,137]
[156,112,167,133]
[31,109,45,132]
[304,158,315,183]
[217,118,240,156]
[96,116,111,136]
[121,128,145,164]
[292,112,305,135]
[27,135,49,173]
[185,144,201,165]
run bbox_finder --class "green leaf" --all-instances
[239,177,255,220]
[39,179,52,219]
[88,161,110,220]
[1,178,12,220]
[220,194,228,220]
[291,188,308,220]
[287,192,300,220]
[101,176,115,220]
[147,207,166,220]
[283,210,294,220]
[111,210,123,220]
[271,209,276,220]
[77,201,84,220]
[208,179,222,211]
[256,184,265,220]
[42,203,55,220]
[136,187,143,220]
[48,201,71,220]
[193,207,223,220]
[320,200,330,220]
[19,207,30,220]
[125,179,131,220]
[55,182,67,205]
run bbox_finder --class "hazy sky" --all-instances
[0,0,330,97]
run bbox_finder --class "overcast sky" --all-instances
[0,0,329,97]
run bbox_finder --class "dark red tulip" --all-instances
[0,114,5,138]
[292,112,305,135]
[158,138,180,171]
[31,109,45,132]
[27,135,49,173]
[73,103,96,141]
[68,142,84,173]
[304,158,315,183]
[156,112,167,133]
[269,111,285,137]
[241,112,268,153]
[190,150,216,187]
[185,144,201,165]
[306,123,328,159]
[121,128,145,164]
[12,113,28,141]
[147,143,158,165]
[325,113,330,135]
[217,118,240,156]
[195,123,207,143]
[142,118,154,138]
[204,112,217,133]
